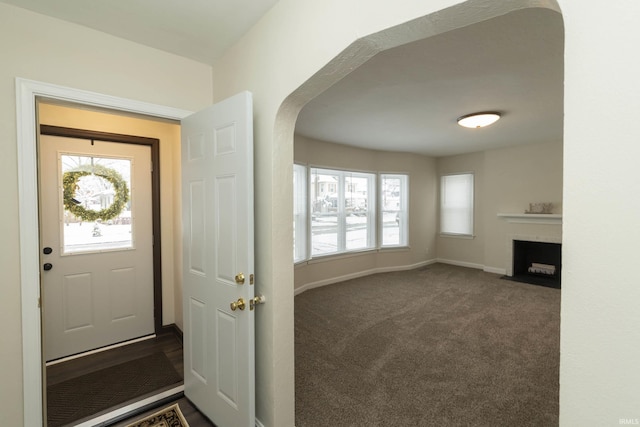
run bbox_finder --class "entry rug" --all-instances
[126,403,190,427]
[47,352,182,426]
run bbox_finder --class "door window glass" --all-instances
[60,154,133,254]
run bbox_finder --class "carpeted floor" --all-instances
[295,263,560,426]
[47,352,183,427]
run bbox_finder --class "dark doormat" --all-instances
[47,352,182,427]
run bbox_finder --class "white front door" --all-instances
[39,135,155,361]
[181,92,255,426]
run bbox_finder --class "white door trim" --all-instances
[15,77,193,426]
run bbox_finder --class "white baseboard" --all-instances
[483,266,507,275]
[436,259,507,276]
[294,259,437,295]
[294,259,509,295]
[436,258,484,270]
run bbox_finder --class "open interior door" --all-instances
[181,92,255,427]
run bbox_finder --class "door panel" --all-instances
[215,175,237,283]
[188,180,206,275]
[63,273,93,331]
[39,136,154,361]
[182,92,255,427]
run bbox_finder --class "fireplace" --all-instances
[510,240,561,288]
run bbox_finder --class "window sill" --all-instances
[379,245,411,252]
[439,233,475,240]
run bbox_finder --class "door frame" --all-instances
[16,78,193,425]
[39,124,164,336]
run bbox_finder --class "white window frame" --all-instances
[309,167,376,257]
[440,172,474,237]
[380,173,409,247]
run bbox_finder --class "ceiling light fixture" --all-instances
[457,112,501,129]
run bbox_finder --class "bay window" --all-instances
[310,168,376,257]
[294,165,409,262]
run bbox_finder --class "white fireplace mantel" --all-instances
[497,213,562,225]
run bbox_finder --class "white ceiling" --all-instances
[0,0,280,64]
[3,2,564,157]
[296,7,564,157]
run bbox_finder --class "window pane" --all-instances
[345,174,370,250]
[441,173,474,235]
[311,212,338,255]
[293,164,307,262]
[381,174,408,247]
[311,170,340,255]
[310,168,376,256]
[61,154,132,254]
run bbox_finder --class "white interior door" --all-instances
[181,92,255,427]
[39,136,154,361]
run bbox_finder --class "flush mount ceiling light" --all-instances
[457,112,501,129]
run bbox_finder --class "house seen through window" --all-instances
[294,165,409,261]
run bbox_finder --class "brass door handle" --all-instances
[230,298,246,311]
[235,272,245,285]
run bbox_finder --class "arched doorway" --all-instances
[280,2,563,424]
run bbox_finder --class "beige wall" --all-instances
[437,151,486,267]
[483,141,563,272]
[293,135,437,291]
[38,103,184,328]
[0,3,211,425]
[4,0,640,425]
[437,141,563,272]
[212,0,634,424]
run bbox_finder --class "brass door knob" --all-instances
[235,272,245,285]
[230,298,246,311]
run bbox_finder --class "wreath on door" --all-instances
[62,165,130,222]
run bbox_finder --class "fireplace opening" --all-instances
[510,240,561,289]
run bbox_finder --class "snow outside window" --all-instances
[380,174,408,247]
[310,168,376,256]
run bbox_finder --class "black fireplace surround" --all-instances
[510,240,561,289]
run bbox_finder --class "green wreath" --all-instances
[63,164,130,222]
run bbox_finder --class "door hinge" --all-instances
[38,297,41,308]
[250,274,254,285]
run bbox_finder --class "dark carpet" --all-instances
[295,263,560,426]
[47,352,183,427]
